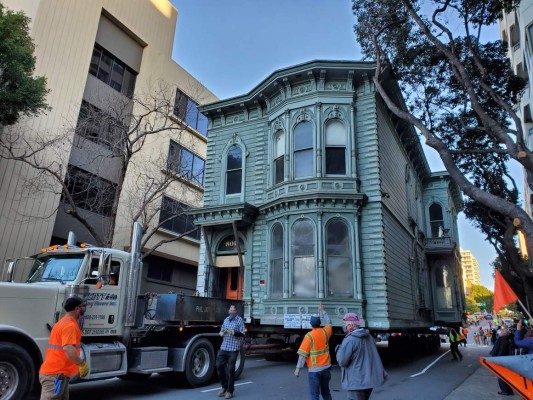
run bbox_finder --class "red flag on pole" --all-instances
[493,269,519,313]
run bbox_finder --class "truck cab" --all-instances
[0,224,244,400]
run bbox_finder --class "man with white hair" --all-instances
[335,313,387,400]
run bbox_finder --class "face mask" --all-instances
[342,325,347,333]
[229,312,237,320]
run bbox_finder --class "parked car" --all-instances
[485,314,493,320]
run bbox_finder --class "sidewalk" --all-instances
[444,361,517,399]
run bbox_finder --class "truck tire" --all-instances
[184,339,215,387]
[0,342,35,400]
[234,347,245,379]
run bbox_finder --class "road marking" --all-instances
[201,382,253,392]
[410,351,450,378]
[255,358,266,361]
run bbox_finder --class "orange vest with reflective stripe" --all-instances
[40,315,82,377]
[297,325,332,369]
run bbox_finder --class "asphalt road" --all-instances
[29,340,493,400]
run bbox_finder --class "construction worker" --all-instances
[294,304,332,400]
[39,296,89,400]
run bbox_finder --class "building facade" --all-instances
[191,60,465,329]
[460,248,481,296]
[0,0,216,293]
[499,1,533,240]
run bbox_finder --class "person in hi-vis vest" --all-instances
[294,304,333,400]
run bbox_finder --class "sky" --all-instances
[170,0,522,291]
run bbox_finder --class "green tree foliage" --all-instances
[465,295,479,314]
[351,0,533,309]
[0,3,49,127]
[471,284,493,311]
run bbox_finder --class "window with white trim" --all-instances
[226,145,242,195]
[274,130,285,184]
[325,120,346,175]
[293,121,313,178]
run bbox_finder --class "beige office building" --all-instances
[0,0,216,292]
[460,248,481,296]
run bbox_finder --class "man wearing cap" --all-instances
[39,296,89,400]
[294,304,332,400]
[336,313,387,400]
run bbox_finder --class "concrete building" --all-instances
[0,0,216,293]
[190,60,465,328]
[460,248,481,296]
[499,1,533,250]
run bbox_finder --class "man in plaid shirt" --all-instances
[216,305,245,399]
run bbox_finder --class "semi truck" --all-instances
[0,224,246,400]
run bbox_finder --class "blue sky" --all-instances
[170,0,520,290]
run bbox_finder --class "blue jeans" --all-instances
[216,350,239,394]
[308,367,332,400]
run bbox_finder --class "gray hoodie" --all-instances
[335,328,387,390]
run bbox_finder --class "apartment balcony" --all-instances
[425,235,457,255]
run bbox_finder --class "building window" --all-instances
[62,165,117,216]
[429,203,444,237]
[76,101,125,150]
[226,145,242,195]
[174,89,208,137]
[293,121,313,178]
[326,220,353,297]
[89,44,136,98]
[435,264,453,309]
[274,130,285,184]
[147,263,172,282]
[159,196,200,240]
[270,224,284,298]
[325,120,346,175]
[167,141,205,186]
[292,219,315,297]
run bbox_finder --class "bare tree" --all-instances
[0,79,206,254]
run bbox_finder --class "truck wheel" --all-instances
[234,348,245,379]
[184,339,215,387]
[0,343,35,400]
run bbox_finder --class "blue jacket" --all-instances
[514,329,533,354]
[335,328,387,390]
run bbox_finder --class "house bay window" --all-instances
[292,219,315,297]
[293,121,313,178]
[325,120,346,175]
[270,224,284,298]
[274,130,285,184]
[326,220,353,297]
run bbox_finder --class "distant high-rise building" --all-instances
[460,249,481,295]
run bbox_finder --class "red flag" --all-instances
[493,270,519,313]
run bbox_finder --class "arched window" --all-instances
[270,224,284,298]
[429,203,444,237]
[274,131,285,184]
[435,264,453,308]
[325,120,346,175]
[292,219,315,297]
[226,145,242,195]
[293,121,313,178]
[326,220,353,297]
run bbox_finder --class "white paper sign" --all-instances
[284,314,301,328]
[301,314,312,329]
